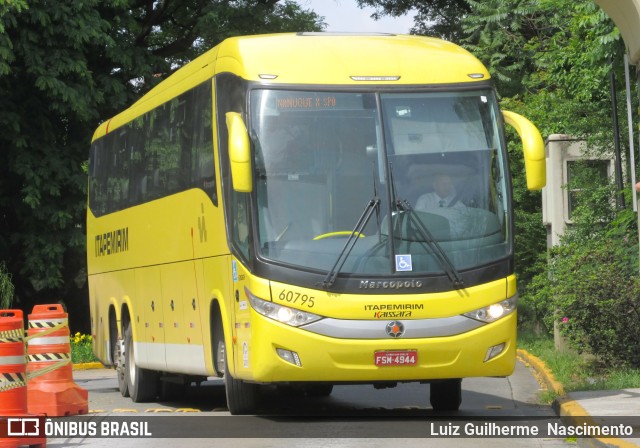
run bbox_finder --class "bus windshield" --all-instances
[250,89,510,277]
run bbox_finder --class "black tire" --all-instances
[223,345,259,415]
[124,324,159,402]
[430,378,462,412]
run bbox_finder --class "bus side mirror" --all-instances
[226,112,253,193]
[502,110,546,190]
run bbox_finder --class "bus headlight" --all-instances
[247,290,323,327]
[463,297,517,323]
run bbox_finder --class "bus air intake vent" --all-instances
[350,76,401,81]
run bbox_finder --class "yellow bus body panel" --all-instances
[87,189,225,274]
[87,187,228,374]
[91,34,489,141]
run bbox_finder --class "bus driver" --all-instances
[415,173,465,210]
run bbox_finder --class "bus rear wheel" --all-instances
[114,333,128,397]
[124,324,159,402]
[430,378,462,412]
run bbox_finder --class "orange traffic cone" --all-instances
[26,304,88,417]
[0,309,46,448]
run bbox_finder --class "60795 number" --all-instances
[277,290,315,308]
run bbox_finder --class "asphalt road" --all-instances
[42,360,573,447]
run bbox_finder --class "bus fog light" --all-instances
[484,343,505,362]
[276,348,302,367]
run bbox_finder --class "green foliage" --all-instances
[0,0,27,74]
[550,227,640,367]
[460,0,627,182]
[554,243,640,367]
[529,169,640,367]
[462,0,541,97]
[463,0,623,123]
[356,0,469,40]
[70,332,98,363]
[0,262,14,309]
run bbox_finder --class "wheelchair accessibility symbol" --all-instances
[395,254,413,272]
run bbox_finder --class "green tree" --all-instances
[462,0,621,128]
[0,1,322,320]
[462,0,544,98]
[356,0,469,40]
[0,0,26,74]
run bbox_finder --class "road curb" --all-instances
[517,349,637,448]
[517,348,564,396]
[72,361,104,370]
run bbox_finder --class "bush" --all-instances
[528,173,640,367]
[551,229,640,367]
[519,261,555,335]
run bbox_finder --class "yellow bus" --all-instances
[87,33,545,414]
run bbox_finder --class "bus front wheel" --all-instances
[223,349,259,415]
[124,324,159,402]
[430,378,462,412]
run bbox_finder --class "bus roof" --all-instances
[93,33,490,141]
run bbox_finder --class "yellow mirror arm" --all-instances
[502,110,546,190]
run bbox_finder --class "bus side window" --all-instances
[191,81,216,204]
[216,73,251,261]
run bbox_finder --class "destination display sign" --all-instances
[270,91,368,112]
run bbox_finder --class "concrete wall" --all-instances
[542,134,615,247]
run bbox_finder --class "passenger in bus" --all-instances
[415,173,465,211]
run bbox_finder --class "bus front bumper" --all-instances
[231,310,517,383]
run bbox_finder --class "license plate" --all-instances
[374,350,418,366]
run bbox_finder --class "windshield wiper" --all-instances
[318,197,380,290]
[395,199,465,289]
